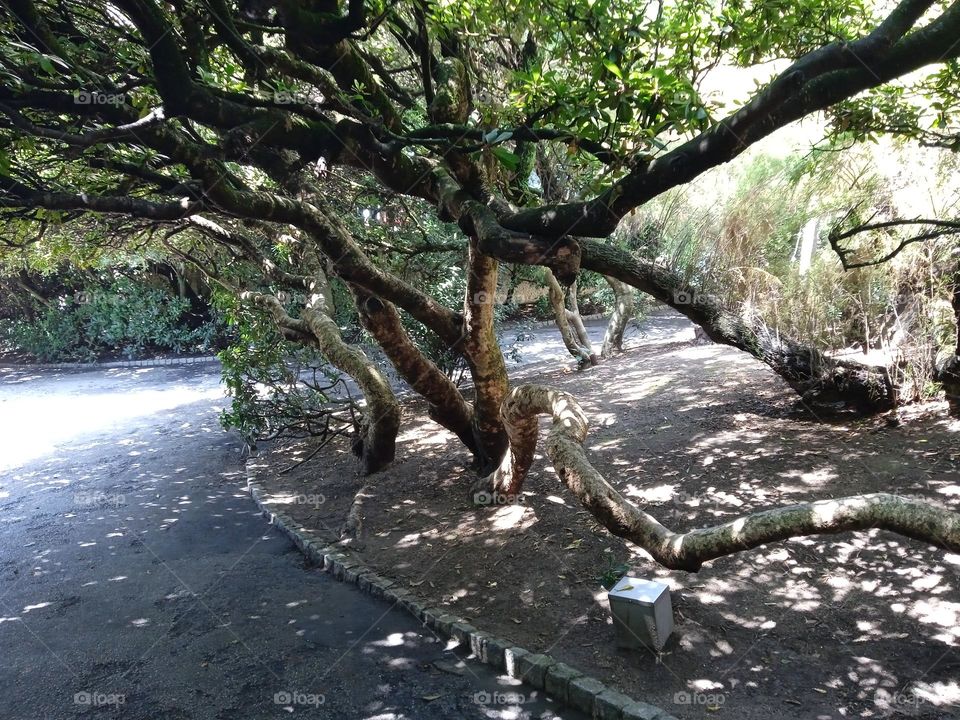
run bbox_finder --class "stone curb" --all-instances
[246,460,678,720]
[0,355,220,370]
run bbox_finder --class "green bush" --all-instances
[0,278,218,361]
[215,291,341,444]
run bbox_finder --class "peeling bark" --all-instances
[350,285,478,453]
[601,276,633,358]
[481,384,960,572]
[463,241,509,469]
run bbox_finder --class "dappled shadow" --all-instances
[262,319,960,720]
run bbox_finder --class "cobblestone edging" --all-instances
[246,461,677,720]
[0,355,219,370]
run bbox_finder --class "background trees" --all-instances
[2,0,960,566]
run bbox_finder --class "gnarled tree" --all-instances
[2,0,959,563]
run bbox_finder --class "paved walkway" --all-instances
[0,364,583,719]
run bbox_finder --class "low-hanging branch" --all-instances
[828,212,960,270]
[481,384,960,572]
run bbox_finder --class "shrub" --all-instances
[0,277,219,361]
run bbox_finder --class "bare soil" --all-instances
[257,335,960,720]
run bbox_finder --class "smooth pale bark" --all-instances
[601,276,633,357]
[481,384,960,571]
[463,241,509,469]
[565,279,595,353]
[350,285,478,453]
[547,271,596,368]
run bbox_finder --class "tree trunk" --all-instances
[565,279,592,349]
[299,308,399,474]
[547,271,596,368]
[937,259,960,416]
[580,240,896,414]
[350,285,478,454]
[463,240,509,469]
[480,384,960,572]
[601,276,633,358]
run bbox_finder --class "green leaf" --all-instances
[491,146,521,171]
[602,58,623,79]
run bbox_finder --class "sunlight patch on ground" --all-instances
[488,505,533,531]
[0,380,224,471]
[616,375,674,402]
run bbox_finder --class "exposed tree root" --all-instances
[480,384,960,572]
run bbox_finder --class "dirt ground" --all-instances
[256,332,960,720]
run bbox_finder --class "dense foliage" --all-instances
[0,273,221,361]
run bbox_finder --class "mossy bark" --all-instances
[247,284,399,476]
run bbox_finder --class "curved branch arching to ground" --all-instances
[579,240,897,413]
[247,290,400,475]
[601,276,634,358]
[481,384,960,572]
[547,271,596,368]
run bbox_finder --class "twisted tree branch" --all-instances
[482,385,960,572]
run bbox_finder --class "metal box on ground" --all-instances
[608,577,673,651]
